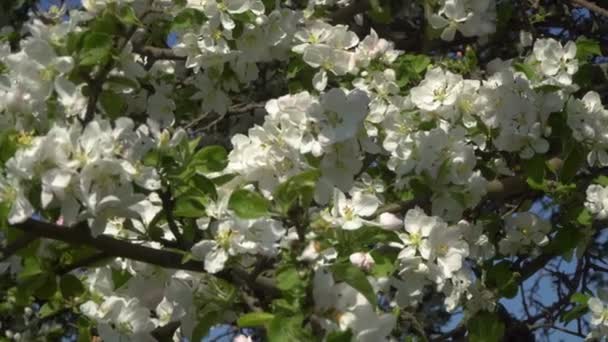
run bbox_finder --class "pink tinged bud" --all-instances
[349,252,375,272]
[298,241,322,262]
[378,212,402,230]
[234,335,253,342]
[56,216,64,226]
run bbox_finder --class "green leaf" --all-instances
[523,154,546,190]
[571,292,590,305]
[172,9,206,32]
[112,269,132,290]
[513,62,536,80]
[395,54,431,87]
[331,263,377,307]
[544,225,582,257]
[370,250,396,277]
[90,11,121,35]
[576,37,601,61]
[59,274,85,299]
[561,299,589,324]
[228,189,270,219]
[573,64,603,89]
[190,174,218,201]
[77,325,92,342]
[174,197,206,218]
[273,169,320,215]
[267,315,312,342]
[485,261,519,298]
[0,130,18,164]
[326,330,353,342]
[191,145,228,173]
[191,310,222,342]
[237,312,275,327]
[106,75,139,92]
[80,32,113,66]
[19,257,43,280]
[577,208,592,227]
[467,311,505,342]
[99,91,127,118]
[276,267,301,292]
[594,175,608,187]
[368,0,391,23]
[39,302,60,318]
[34,273,58,300]
[117,6,143,27]
[560,143,586,182]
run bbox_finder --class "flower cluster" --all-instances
[0,0,607,341]
[588,293,608,340]
[428,0,496,41]
[586,184,608,219]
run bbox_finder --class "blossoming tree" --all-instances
[0,0,607,341]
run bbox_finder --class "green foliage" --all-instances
[395,54,431,88]
[326,330,354,342]
[59,274,85,299]
[79,32,113,66]
[228,189,271,219]
[267,315,313,342]
[594,175,608,187]
[560,293,590,323]
[560,143,586,183]
[116,5,143,27]
[192,310,223,342]
[513,62,537,81]
[467,311,505,342]
[99,90,127,118]
[171,9,206,32]
[523,154,546,190]
[276,266,302,292]
[174,196,207,218]
[576,37,601,61]
[0,130,18,164]
[370,249,397,277]
[331,262,377,307]
[191,145,229,173]
[273,169,320,215]
[368,0,392,23]
[237,312,275,327]
[485,261,519,299]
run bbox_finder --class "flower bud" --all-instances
[349,252,375,272]
[378,212,402,230]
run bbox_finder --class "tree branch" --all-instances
[10,219,279,298]
[12,219,207,272]
[569,0,608,18]
[135,46,186,61]
[159,188,186,248]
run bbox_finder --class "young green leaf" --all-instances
[228,189,270,219]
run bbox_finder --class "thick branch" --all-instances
[135,46,186,61]
[11,219,279,298]
[12,219,208,272]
